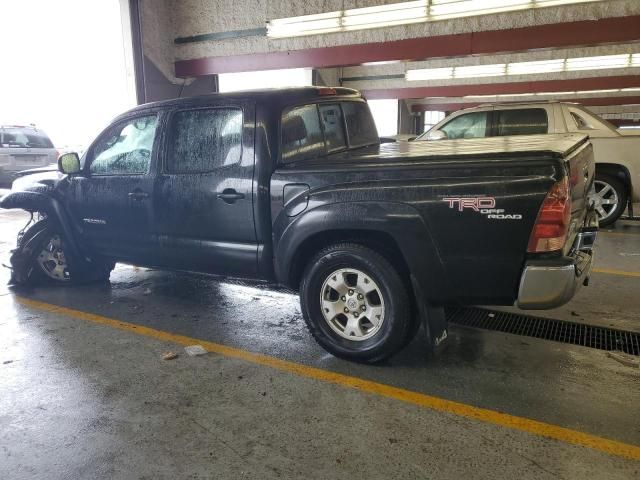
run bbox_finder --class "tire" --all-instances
[10,220,113,286]
[299,243,415,363]
[592,174,627,227]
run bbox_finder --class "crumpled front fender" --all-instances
[0,190,83,262]
[0,190,52,213]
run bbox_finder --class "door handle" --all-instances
[128,191,149,200]
[217,189,245,204]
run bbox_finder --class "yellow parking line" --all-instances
[15,296,640,462]
[593,268,640,278]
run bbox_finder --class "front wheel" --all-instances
[10,220,113,286]
[299,243,415,363]
[592,174,627,227]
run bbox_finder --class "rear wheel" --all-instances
[592,174,627,227]
[300,243,414,363]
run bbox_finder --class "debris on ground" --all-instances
[184,345,208,356]
[162,351,178,361]
[143,288,152,295]
[607,351,639,369]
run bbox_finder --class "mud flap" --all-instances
[410,275,449,358]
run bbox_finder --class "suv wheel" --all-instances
[300,243,414,363]
[592,174,627,227]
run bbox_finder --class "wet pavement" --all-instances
[1,208,639,479]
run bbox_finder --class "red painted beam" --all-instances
[411,96,640,112]
[175,15,640,77]
[363,75,640,100]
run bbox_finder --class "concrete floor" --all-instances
[1,207,639,479]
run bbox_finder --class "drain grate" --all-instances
[447,307,640,356]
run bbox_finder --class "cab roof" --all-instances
[127,86,362,115]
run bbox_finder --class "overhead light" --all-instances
[406,67,453,81]
[507,59,565,75]
[575,89,619,94]
[456,88,640,99]
[535,91,576,96]
[406,52,639,82]
[566,54,631,71]
[267,0,604,38]
[455,64,506,78]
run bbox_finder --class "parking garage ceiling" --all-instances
[138,0,640,116]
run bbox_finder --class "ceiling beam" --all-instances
[364,75,640,100]
[411,96,640,112]
[175,15,640,77]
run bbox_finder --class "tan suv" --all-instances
[0,125,58,188]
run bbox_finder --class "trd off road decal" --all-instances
[442,196,522,220]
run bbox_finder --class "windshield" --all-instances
[0,128,54,148]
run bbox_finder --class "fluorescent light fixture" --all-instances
[455,64,506,78]
[535,91,576,96]
[621,87,640,92]
[406,67,453,81]
[575,89,619,94]
[463,94,498,99]
[507,59,565,75]
[566,54,631,71]
[406,53,639,82]
[267,0,604,38]
[495,93,538,97]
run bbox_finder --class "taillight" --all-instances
[527,177,571,253]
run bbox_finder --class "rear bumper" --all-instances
[517,229,596,310]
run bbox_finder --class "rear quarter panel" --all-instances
[271,156,560,305]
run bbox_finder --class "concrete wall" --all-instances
[136,0,217,102]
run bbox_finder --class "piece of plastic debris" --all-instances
[488,313,495,318]
[143,288,152,295]
[184,345,208,356]
[162,351,178,360]
[607,352,639,369]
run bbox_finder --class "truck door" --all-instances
[154,102,257,276]
[65,113,160,263]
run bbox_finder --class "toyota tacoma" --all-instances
[1,87,597,362]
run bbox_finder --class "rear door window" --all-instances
[319,104,346,152]
[495,108,548,136]
[281,104,325,163]
[440,112,489,139]
[89,115,158,175]
[0,129,54,148]
[570,111,593,130]
[341,102,379,148]
[166,108,243,173]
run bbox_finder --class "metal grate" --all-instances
[447,307,640,356]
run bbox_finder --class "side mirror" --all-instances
[58,152,81,175]
[426,130,447,141]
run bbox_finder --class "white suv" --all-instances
[0,125,58,187]
[417,101,640,226]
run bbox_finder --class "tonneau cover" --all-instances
[361,133,589,162]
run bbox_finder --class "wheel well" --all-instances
[596,163,631,198]
[288,229,411,291]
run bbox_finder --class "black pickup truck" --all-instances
[1,87,597,362]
